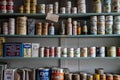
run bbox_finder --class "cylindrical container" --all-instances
[44,47,49,57]
[100,74,106,80]
[64,73,72,80]
[80,72,87,80]
[51,68,64,80]
[42,22,48,35]
[24,3,30,13]
[49,23,55,35]
[96,46,105,57]
[66,7,71,14]
[114,16,120,24]
[62,48,67,57]
[113,24,120,34]
[7,5,13,13]
[87,74,93,80]
[68,48,74,57]
[16,16,27,35]
[60,7,65,14]
[78,3,86,13]
[37,4,45,13]
[24,0,30,3]
[88,47,96,57]
[112,0,120,12]
[30,3,36,13]
[106,74,113,80]
[36,22,42,35]
[0,5,7,13]
[80,47,87,57]
[71,7,77,14]
[49,47,55,57]
[0,0,7,5]
[113,74,120,80]
[30,0,37,5]
[77,22,81,35]
[8,18,15,35]
[66,1,71,8]
[93,3,102,13]
[37,68,50,80]
[117,47,120,56]
[67,18,72,35]
[95,68,104,74]
[55,47,61,57]
[107,46,116,57]
[78,0,86,4]
[60,20,65,35]
[94,74,100,80]
[54,2,59,14]
[103,4,111,13]
[74,48,80,57]
[3,22,8,35]
[39,47,44,57]
[48,4,53,13]
[103,0,111,4]
[72,74,80,80]
[18,5,24,13]
[73,21,77,35]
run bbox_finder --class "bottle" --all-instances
[67,18,72,35]
[73,21,77,35]
[77,21,81,35]
[49,23,55,35]
[82,20,88,34]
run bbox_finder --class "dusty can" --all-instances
[8,18,15,35]
[66,7,71,14]
[62,48,67,57]
[18,5,24,13]
[49,47,55,57]
[48,4,53,13]
[107,46,116,57]
[37,4,45,13]
[106,74,113,80]
[74,48,80,57]
[80,47,87,57]
[39,47,44,57]
[55,47,61,57]
[78,3,86,13]
[71,7,77,14]
[112,0,120,12]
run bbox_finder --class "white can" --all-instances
[66,1,71,8]
[39,47,44,57]
[0,0,7,5]
[3,22,8,35]
[71,7,77,14]
[80,47,87,57]
[78,3,86,13]
[103,4,111,13]
[55,47,61,57]
[68,48,74,57]
[8,18,15,35]
[88,47,96,57]
[66,7,71,14]
[74,48,80,57]
[32,43,40,57]
[78,0,86,4]
[62,48,67,57]
[37,4,45,13]
[107,46,116,57]
[113,24,120,34]
[60,7,66,14]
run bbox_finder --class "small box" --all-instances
[32,43,40,57]
[4,69,16,80]
[23,43,32,57]
[3,42,23,57]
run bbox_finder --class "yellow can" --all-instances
[0,37,6,57]
[30,3,36,13]
[18,5,24,13]
[24,3,30,13]
[94,74,100,80]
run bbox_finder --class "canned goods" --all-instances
[112,0,120,12]
[74,48,80,57]
[36,22,42,35]
[90,25,97,35]
[54,2,59,14]
[78,3,86,13]
[114,16,120,24]
[55,47,61,57]
[44,47,49,57]
[8,18,15,35]
[107,46,116,57]
[103,4,111,13]
[72,74,80,80]
[113,24,120,34]
[48,4,53,13]
[43,23,48,35]
[100,74,106,80]
[24,4,30,13]
[66,7,71,14]
[94,74,100,80]
[49,23,55,35]
[18,5,24,13]
[66,1,71,8]
[80,47,87,57]
[87,74,93,80]
[67,18,72,35]
[72,7,77,14]
[49,47,55,57]
[106,74,113,80]
[3,22,8,35]
[30,4,36,13]
[80,72,87,80]
[73,21,77,35]
[51,68,64,80]
[93,3,102,13]
[68,48,74,57]
[60,7,65,14]
[113,74,120,80]
[37,68,50,80]
[117,47,120,56]
[62,48,67,57]
[96,46,105,57]
[0,0,7,5]
[7,0,14,5]
[88,47,96,57]
[39,47,44,57]
[64,73,72,80]
[78,0,86,4]
[7,5,13,13]
[0,5,7,13]
[95,68,104,74]
[30,0,37,5]
[37,4,45,13]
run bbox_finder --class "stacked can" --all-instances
[46,4,53,13]
[54,2,59,14]
[96,46,105,57]
[112,0,120,12]
[117,47,120,56]
[107,46,116,57]
[66,1,71,14]
[62,48,67,57]
[88,46,96,57]
[30,3,36,13]
[60,7,66,14]
[114,16,120,34]
[103,0,111,13]
[16,16,27,35]
[105,16,113,34]
[7,0,14,13]
[8,18,15,35]
[90,16,97,35]
[0,0,7,13]
[93,0,102,13]
[97,16,105,35]
[3,22,8,34]
[77,0,86,13]
[36,22,42,35]
[24,0,30,13]
[37,4,45,13]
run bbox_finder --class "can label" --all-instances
[80,47,87,57]
[23,43,32,57]
[39,47,44,57]
[49,47,55,57]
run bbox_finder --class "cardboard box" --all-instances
[23,43,32,57]
[32,43,40,57]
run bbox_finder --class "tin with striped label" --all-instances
[8,18,15,35]
[68,48,74,57]
[0,5,7,13]
[18,5,24,13]
[96,46,105,57]
[80,47,87,57]
[39,47,44,57]
[3,22,8,35]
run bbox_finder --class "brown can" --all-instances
[72,74,80,80]
[18,5,24,13]
[95,68,104,74]
[30,3,36,13]
[44,47,49,57]
[113,74,120,80]
[100,74,106,80]
[106,74,113,80]
[24,3,30,13]
[64,73,72,80]
[43,23,48,35]
[36,22,42,35]
[49,47,55,57]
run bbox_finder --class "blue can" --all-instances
[37,68,50,80]
[96,47,105,57]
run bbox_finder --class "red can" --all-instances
[49,47,55,57]
[117,47,120,56]
[44,47,49,57]
[0,5,6,13]
[7,5,13,13]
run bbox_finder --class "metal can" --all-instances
[55,47,61,57]
[43,23,48,35]
[7,5,13,13]
[0,0,7,5]
[103,0,111,4]
[106,74,113,80]
[8,18,15,35]
[87,74,93,80]
[36,22,42,35]
[112,0,120,12]
[0,5,7,13]
[48,4,53,13]
[80,47,87,57]
[72,7,77,14]
[88,47,96,57]
[3,22,8,35]
[117,47,120,56]
[66,7,71,14]
[30,3,36,13]
[18,5,24,13]
[95,68,104,74]
[60,7,65,14]
[7,0,14,5]
[37,4,45,13]
[73,21,77,35]
[51,68,64,80]
[24,3,30,13]
[74,48,80,57]
[64,73,72,80]
[37,68,50,80]
[49,47,55,57]
[44,47,49,57]
[66,1,71,8]
[93,3,102,13]
[72,74,80,80]
[62,48,67,57]
[39,47,44,57]
[68,48,74,57]
[103,4,111,13]
[78,3,86,13]
[113,24,120,34]
[94,74,100,80]
[113,74,120,80]
[100,74,106,80]
[114,16,120,25]
[107,46,116,57]
[96,46,105,57]
[54,2,59,14]
[80,72,87,80]
[78,0,86,4]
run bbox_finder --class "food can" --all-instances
[3,22,8,35]
[66,7,71,14]
[51,68,64,80]
[74,48,80,57]
[55,47,61,57]
[18,5,24,13]
[112,0,120,12]
[80,47,87,57]
[72,7,77,14]
[96,46,105,57]
[7,0,14,5]
[37,4,45,13]
[30,3,36,13]
[78,3,86,13]
[103,4,111,13]
[54,2,59,14]
[8,18,15,35]
[95,68,104,74]
[107,46,116,57]
[97,23,105,35]
[72,74,80,80]
[66,1,71,8]
[73,21,77,35]
[106,16,113,24]
[23,43,32,57]
[60,7,65,14]
[0,5,7,13]
[64,73,72,80]
[88,47,96,57]
[93,3,102,13]
[39,47,44,57]
[62,48,67,57]
[106,74,113,80]
[103,0,111,4]
[117,47,120,56]
[37,68,50,80]
[94,74,100,80]
[100,74,106,80]
[24,4,30,13]
[30,0,37,5]
[113,74,120,80]
[36,22,42,35]
[43,22,48,35]
[77,0,86,4]
[80,72,87,80]
[49,47,55,57]
[93,0,101,3]
[7,5,13,13]
[87,74,93,80]
[0,0,7,5]
[48,4,53,13]
[114,16,120,25]
[68,48,74,57]
[44,47,49,57]
[113,24,120,34]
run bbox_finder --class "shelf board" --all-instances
[0,34,120,38]
[0,13,120,18]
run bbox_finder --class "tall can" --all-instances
[7,5,14,13]
[74,48,80,57]
[88,47,96,57]
[48,4,53,13]
[62,48,67,57]
[112,0,120,12]
[3,22,8,35]
[36,22,42,35]
[68,48,74,57]
[73,21,77,35]
[55,47,61,57]
[54,2,59,14]
[67,18,72,35]
[39,47,44,57]
[8,18,15,35]
[49,47,55,57]
[80,47,87,57]
[60,7,65,14]
[107,46,116,57]
[44,47,49,57]
[43,22,48,35]
[96,46,105,57]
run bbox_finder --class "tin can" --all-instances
[62,48,67,57]
[8,18,15,35]
[103,4,111,13]
[103,0,111,4]
[48,4,53,13]
[18,5,24,13]
[87,74,93,80]
[43,23,48,35]
[24,0,30,3]
[117,47,120,56]
[0,0,7,5]
[80,47,87,57]
[97,24,105,35]
[39,47,44,57]
[55,47,61,57]
[96,46,105,57]
[0,5,7,13]
[60,7,65,14]
[24,3,30,13]
[90,25,97,35]
[100,74,106,80]
[73,21,77,35]
[30,0,37,5]
[3,22,8,35]
[64,73,72,80]
[106,74,113,80]
[114,16,120,25]
[93,3,102,13]
[51,68,64,80]
[23,43,32,57]
[66,7,71,14]
[94,74,100,80]
[54,2,59,14]
[7,0,14,5]
[112,0,120,12]
[113,24,120,34]
[30,3,36,13]
[90,16,97,34]
[68,48,74,57]
[80,72,87,80]
[37,68,50,80]
[78,0,86,4]
[67,18,72,35]
[88,47,96,57]
[36,22,42,35]
[107,46,116,57]
[72,7,77,14]
[72,74,80,80]
[37,4,45,13]
[74,48,80,57]
[49,47,55,57]
[44,47,49,57]
[106,16,113,25]
[93,0,101,3]
[66,1,71,8]
[7,5,13,13]
[95,68,104,74]
[113,74,120,80]
[78,3,86,13]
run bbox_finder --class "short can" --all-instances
[88,47,96,57]
[80,47,87,57]
[107,46,116,57]
[62,48,67,57]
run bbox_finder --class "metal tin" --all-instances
[72,74,80,80]
[44,47,49,57]
[100,74,106,80]
[97,23,105,35]
[78,3,86,13]
[78,0,86,4]
[43,23,48,35]
[39,47,44,57]
[0,5,7,13]
[72,7,77,14]
[30,4,36,13]
[49,47,55,57]
[62,48,67,57]
[67,18,72,35]
[106,74,113,80]
[23,43,32,57]
[103,0,111,4]
[96,46,105,57]
[107,46,116,57]
[80,47,87,57]
[37,4,45,13]
[80,72,87,80]
[37,68,50,80]
[93,3,102,13]
[94,74,100,80]
[3,22,8,35]
[103,4,111,13]
[60,7,65,14]
[18,5,24,13]
[87,74,93,80]
[54,2,59,14]
[90,16,97,34]
[51,68,64,80]
[95,68,104,74]
[114,16,120,25]
[66,7,71,14]
[24,4,30,13]
[64,73,72,80]
[36,22,42,35]
[8,18,15,35]
[49,23,55,35]
[7,0,14,5]
[68,48,74,57]
[66,1,71,8]
[112,0,120,12]
[48,4,53,13]
[113,74,120,80]
[88,47,96,57]
[55,47,61,57]
[7,5,14,13]
[73,21,77,35]
[74,48,80,57]
[113,24,120,34]
[117,47,120,56]
[90,25,97,35]
[0,0,7,5]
